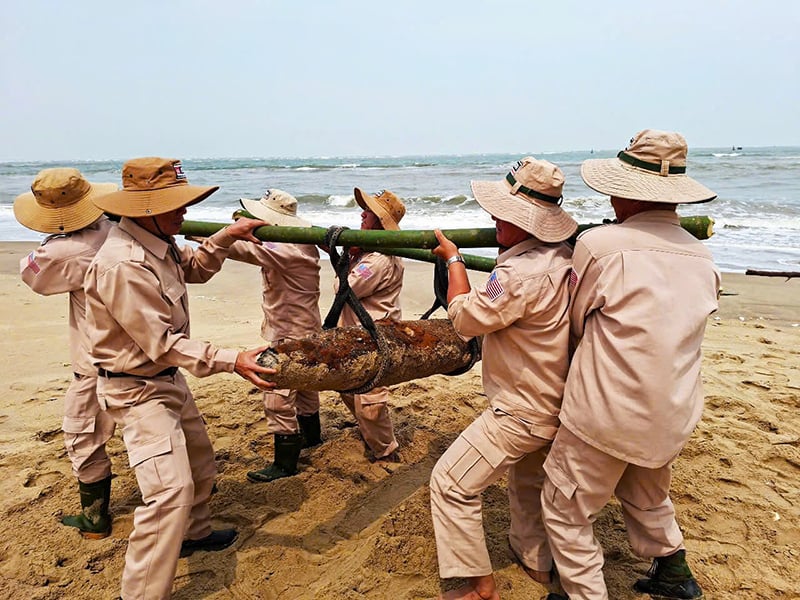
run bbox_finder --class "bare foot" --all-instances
[438,575,500,600]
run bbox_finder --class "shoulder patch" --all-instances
[483,271,505,301]
[354,262,373,280]
[23,252,40,275]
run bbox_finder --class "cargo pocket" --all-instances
[62,415,96,434]
[126,434,183,500]
[444,434,502,496]
[543,453,578,506]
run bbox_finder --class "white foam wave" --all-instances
[327,194,354,207]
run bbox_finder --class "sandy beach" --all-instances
[0,240,798,600]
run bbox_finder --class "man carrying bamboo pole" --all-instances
[14,168,119,539]
[224,189,324,482]
[429,157,578,600]
[335,188,406,462]
[84,157,277,600]
[541,130,721,600]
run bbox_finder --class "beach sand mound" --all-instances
[0,251,798,599]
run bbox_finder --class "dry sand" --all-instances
[0,241,798,600]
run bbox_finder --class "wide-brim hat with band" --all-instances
[354,188,405,231]
[239,188,311,227]
[470,157,578,243]
[14,168,118,234]
[92,157,219,217]
[581,129,716,204]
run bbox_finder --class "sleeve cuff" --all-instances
[215,348,240,372]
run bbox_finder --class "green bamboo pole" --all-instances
[181,215,713,274]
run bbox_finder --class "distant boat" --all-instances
[731,145,743,151]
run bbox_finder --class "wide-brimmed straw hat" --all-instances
[354,188,405,231]
[92,157,219,217]
[239,189,311,227]
[14,168,118,234]
[581,129,716,204]
[470,157,578,243]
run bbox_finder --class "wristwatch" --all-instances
[446,255,465,266]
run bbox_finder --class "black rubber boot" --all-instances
[297,412,322,448]
[633,549,704,599]
[246,433,304,483]
[180,528,238,557]
[61,475,112,539]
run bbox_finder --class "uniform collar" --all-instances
[496,237,542,266]
[622,210,680,226]
[119,217,171,260]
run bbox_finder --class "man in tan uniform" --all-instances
[14,168,119,538]
[541,130,721,600]
[225,189,323,482]
[429,158,578,600]
[336,188,405,461]
[84,157,277,600]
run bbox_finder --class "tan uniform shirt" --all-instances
[227,241,321,343]
[561,211,721,468]
[339,251,404,325]
[85,217,239,377]
[449,239,573,440]
[20,218,115,376]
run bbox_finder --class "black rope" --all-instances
[420,256,449,319]
[420,256,481,376]
[322,226,392,394]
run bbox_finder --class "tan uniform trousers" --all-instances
[541,427,684,600]
[430,407,552,578]
[264,388,320,434]
[63,373,115,483]
[339,386,398,458]
[97,371,216,600]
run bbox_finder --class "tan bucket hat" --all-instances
[13,168,118,234]
[92,157,219,217]
[354,188,405,231]
[581,129,716,204]
[239,189,311,227]
[470,157,578,243]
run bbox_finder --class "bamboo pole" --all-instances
[181,215,713,274]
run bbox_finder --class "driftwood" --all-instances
[256,319,480,392]
[745,269,799,280]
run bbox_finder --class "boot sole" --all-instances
[80,529,111,540]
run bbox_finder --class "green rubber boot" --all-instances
[247,433,304,483]
[297,412,322,448]
[61,476,112,539]
[633,550,704,599]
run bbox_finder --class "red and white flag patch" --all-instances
[483,271,505,301]
[355,263,374,280]
[568,268,578,289]
[24,252,40,274]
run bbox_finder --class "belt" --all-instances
[98,366,178,378]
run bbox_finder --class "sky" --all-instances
[2,0,799,161]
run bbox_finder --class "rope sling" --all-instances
[322,226,480,393]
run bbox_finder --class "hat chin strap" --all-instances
[150,217,182,264]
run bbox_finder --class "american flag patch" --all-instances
[483,271,505,301]
[25,252,40,274]
[568,268,578,289]
[355,263,373,279]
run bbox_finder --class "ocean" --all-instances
[2,148,799,273]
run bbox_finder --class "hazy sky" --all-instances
[2,0,798,161]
